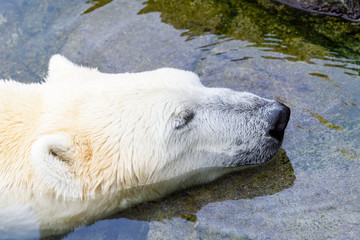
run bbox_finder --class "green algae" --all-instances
[337,149,360,160]
[83,0,113,14]
[140,0,360,64]
[306,109,344,131]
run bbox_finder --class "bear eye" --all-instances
[175,110,195,130]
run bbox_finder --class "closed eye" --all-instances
[175,111,195,130]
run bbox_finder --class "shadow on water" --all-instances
[139,0,360,69]
[61,149,295,239]
[111,149,294,222]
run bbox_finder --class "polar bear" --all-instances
[0,55,290,238]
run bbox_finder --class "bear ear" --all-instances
[31,133,83,199]
[45,54,100,83]
[46,54,79,81]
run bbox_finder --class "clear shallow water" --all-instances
[0,0,359,239]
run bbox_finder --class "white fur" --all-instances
[0,55,283,237]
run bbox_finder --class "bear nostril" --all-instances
[267,101,291,142]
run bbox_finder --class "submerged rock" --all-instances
[273,0,360,21]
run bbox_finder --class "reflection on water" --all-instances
[113,149,294,221]
[139,0,360,65]
[66,149,295,239]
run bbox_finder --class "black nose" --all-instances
[267,101,291,142]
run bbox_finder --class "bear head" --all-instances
[31,55,290,201]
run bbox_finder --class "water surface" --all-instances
[0,0,359,239]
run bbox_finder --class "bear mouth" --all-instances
[226,140,282,167]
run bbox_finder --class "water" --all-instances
[0,0,359,239]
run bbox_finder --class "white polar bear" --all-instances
[0,55,290,238]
